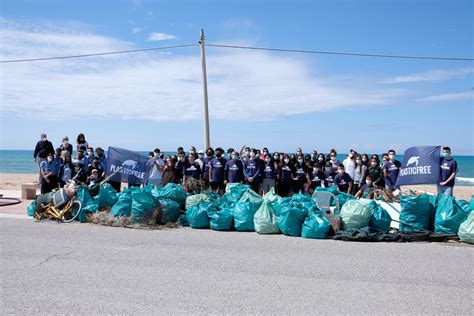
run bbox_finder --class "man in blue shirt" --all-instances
[383,149,401,191]
[438,146,457,196]
[224,152,244,184]
[244,149,262,193]
[209,147,227,194]
[202,147,215,183]
[334,165,353,194]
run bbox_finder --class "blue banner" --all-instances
[105,147,148,184]
[395,146,441,186]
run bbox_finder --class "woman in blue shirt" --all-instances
[40,153,57,193]
[278,155,293,197]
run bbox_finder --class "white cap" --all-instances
[198,150,204,154]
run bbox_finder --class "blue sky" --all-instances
[0,0,473,155]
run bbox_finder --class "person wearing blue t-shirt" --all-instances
[244,149,262,193]
[182,153,202,181]
[40,153,57,194]
[224,152,244,184]
[202,147,215,183]
[261,153,277,194]
[209,147,227,194]
[438,146,457,196]
[383,149,401,191]
[334,165,353,194]
[308,164,326,194]
[323,162,336,187]
[278,155,293,197]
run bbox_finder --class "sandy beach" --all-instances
[0,172,472,200]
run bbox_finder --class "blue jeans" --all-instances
[437,185,453,196]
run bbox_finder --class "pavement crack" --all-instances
[36,250,75,267]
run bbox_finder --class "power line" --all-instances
[207,43,474,61]
[0,44,197,63]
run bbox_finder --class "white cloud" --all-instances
[147,32,177,41]
[417,91,473,102]
[0,19,408,123]
[385,67,474,83]
[131,27,145,34]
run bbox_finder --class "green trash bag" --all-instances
[301,211,330,239]
[130,191,159,224]
[157,183,186,205]
[159,198,181,223]
[254,200,280,234]
[185,194,209,210]
[177,213,189,227]
[222,184,250,204]
[239,189,264,206]
[208,203,233,231]
[369,204,392,232]
[26,200,37,217]
[340,199,373,230]
[469,196,474,212]
[458,212,474,244]
[262,187,281,204]
[337,192,356,207]
[399,194,433,232]
[233,201,259,231]
[76,186,99,223]
[225,183,250,193]
[110,190,133,217]
[186,203,211,229]
[95,183,118,209]
[278,204,309,236]
[434,194,469,234]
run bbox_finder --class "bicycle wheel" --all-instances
[62,200,82,223]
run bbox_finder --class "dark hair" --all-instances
[215,147,224,153]
[76,133,86,144]
[227,148,234,154]
[442,146,451,152]
[177,147,184,151]
[148,151,154,157]
[366,174,373,180]
[388,149,396,154]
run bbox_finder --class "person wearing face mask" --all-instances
[183,153,202,181]
[261,147,270,160]
[34,133,55,180]
[209,147,227,194]
[355,175,378,199]
[308,163,326,194]
[59,136,73,157]
[226,148,234,161]
[195,150,205,170]
[51,148,63,179]
[309,150,318,165]
[244,149,262,193]
[292,154,308,194]
[175,153,187,182]
[74,149,88,173]
[438,146,457,196]
[261,153,276,194]
[72,160,87,184]
[145,148,165,187]
[316,153,326,166]
[352,154,367,194]
[383,149,401,191]
[225,152,244,184]
[296,147,303,157]
[278,155,293,197]
[343,149,356,180]
[361,154,370,167]
[39,153,57,193]
[59,152,73,187]
[88,157,104,179]
[334,165,353,194]
[368,158,384,188]
[323,162,336,187]
[328,151,341,173]
[202,147,215,183]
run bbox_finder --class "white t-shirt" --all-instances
[148,158,164,180]
[343,158,355,180]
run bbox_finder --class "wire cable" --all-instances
[207,43,474,61]
[0,44,198,63]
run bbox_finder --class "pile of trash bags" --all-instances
[25,181,474,244]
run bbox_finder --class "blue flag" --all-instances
[105,147,149,185]
[395,146,441,186]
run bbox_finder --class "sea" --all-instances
[0,150,473,186]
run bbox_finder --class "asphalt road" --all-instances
[1,217,473,314]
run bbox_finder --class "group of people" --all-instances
[33,133,106,194]
[33,132,458,198]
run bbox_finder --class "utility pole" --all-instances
[200,29,211,149]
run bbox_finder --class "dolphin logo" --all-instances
[122,160,138,169]
[406,156,420,167]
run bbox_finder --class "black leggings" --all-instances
[278,181,292,197]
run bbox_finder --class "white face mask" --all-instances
[349,153,354,158]
[389,154,395,160]
[318,157,324,162]
[298,159,304,164]
[356,160,361,164]
[265,158,271,163]
[331,156,336,162]
[41,137,47,141]
[47,157,53,162]
[63,141,69,146]
[366,180,372,185]
[250,152,256,158]
[284,159,290,164]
